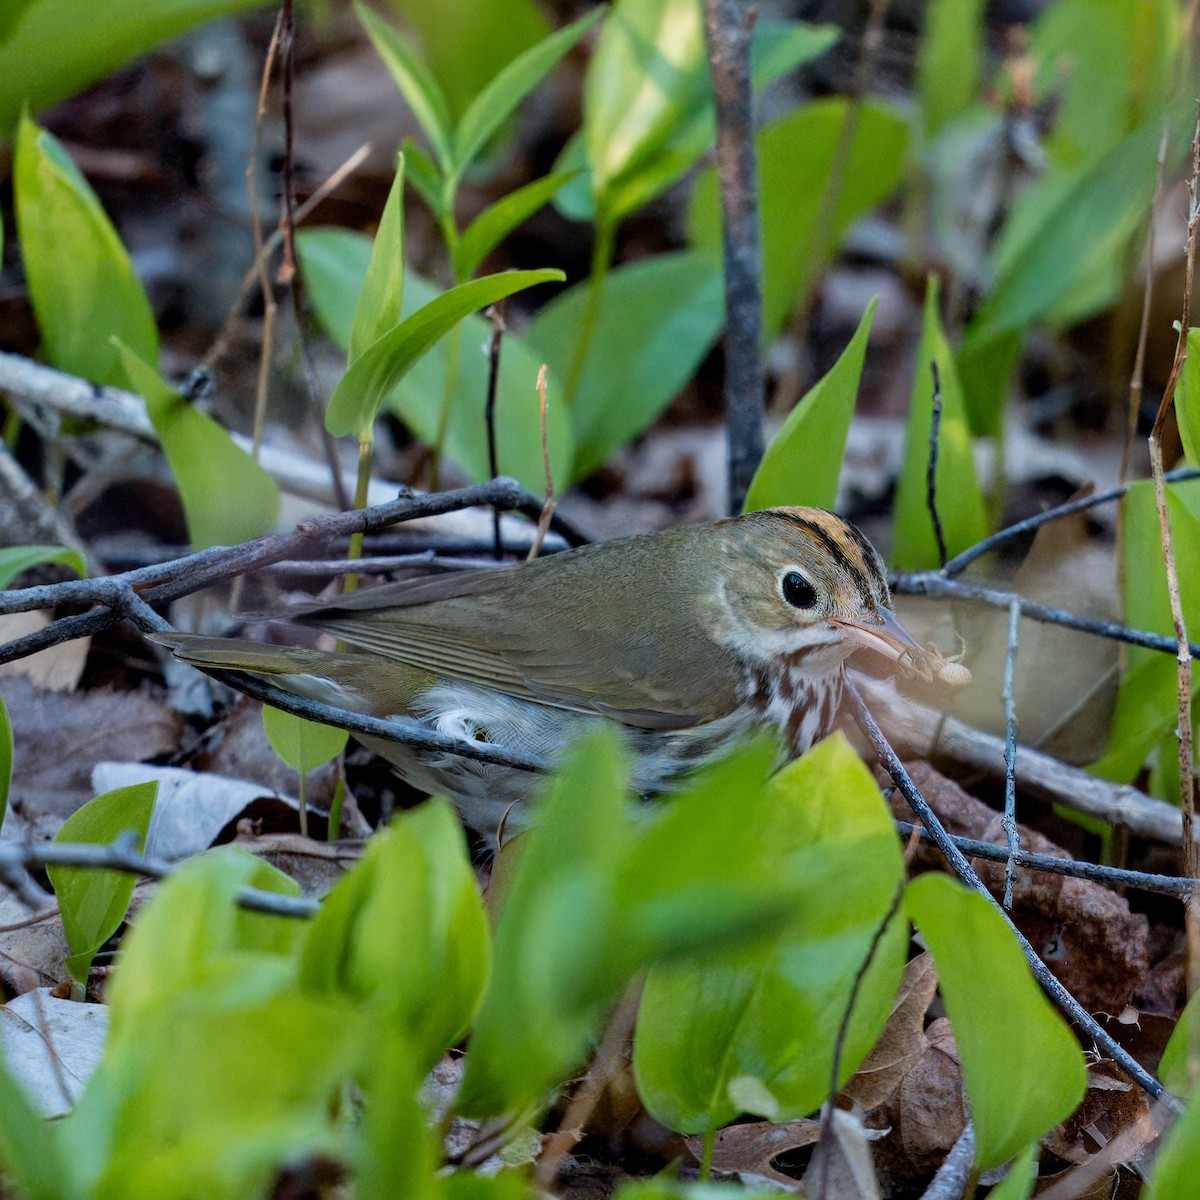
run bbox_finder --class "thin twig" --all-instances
[1001,597,1021,909]
[927,360,948,569]
[848,683,1178,1111]
[917,1121,976,1200]
[702,0,765,514]
[485,304,507,560]
[528,365,556,561]
[277,0,298,285]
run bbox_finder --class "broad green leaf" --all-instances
[892,278,988,570]
[0,1045,75,1200]
[83,991,359,1200]
[0,691,10,833]
[1143,1089,1200,1198]
[633,736,906,1133]
[743,299,875,512]
[689,99,909,339]
[525,250,724,479]
[1029,0,1179,167]
[906,873,1086,1170]
[115,342,281,550]
[1177,327,1200,467]
[1159,988,1200,1094]
[975,121,1163,336]
[401,138,446,220]
[0,0,269,134]
[350,156,406,362]
[584,0,707,226]
[48,781,157,984]
[916,0,984,143]
[986,1144,1038,1200]
[357,1,454,172]
[325,268,564,439]
[262,706,349,775]
[102,848,304,1050]
[15,115,158,386]
[299,799,489,1069]
[0,0,36,42]
[452,9,603,179]
[0,544,86,589]
[295,233,574,493]
[382,0,549,121]
[956,324,1023,438]
[1090,656,1179,783]
[454,168,579,282]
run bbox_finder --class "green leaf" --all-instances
[525,250,724,479]
[975,120,1163,335]
[299,799,489,1070]
[956,324,1023,438]
[583,0,707,227]
[906,873,1086,1170]
[0,0,269,134]
[1177,327,1200,467]
[986,1144,1038,1200]
[689,99,909,339]
[357,1,454,172]
[1159,988,1200,1094]
[0,691,10,834]
[633,736,906,1133]
[296,234,574,492]
[114,341,281,550]
[325,267,565,439]
[916,0,985,143]
[0,1044,75,1200]
[454,168,580,282]
[262,707,349,775]
[743,299,876,512]
[350,155,406,362]
[15,115,158,386]
[102,848,305,1050]
[0,543,86,589]
[891,277,989,570]
[382,0,550,121]
[401,138,446,220]
[48,781,157,984]
[452,9,602,179]
[1090,655,1179,784]
[1143,1089,1200,1198]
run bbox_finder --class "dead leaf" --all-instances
[0,611,88,692]
[801,1107,883,1200]
[892,1017,966,1174]
[843,952,937,1112]
[684,1119,821,1188]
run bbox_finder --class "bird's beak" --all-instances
[828,607,923,667]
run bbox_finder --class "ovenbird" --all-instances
[162,507,937,835]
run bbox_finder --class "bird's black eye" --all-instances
[782,571,817,609]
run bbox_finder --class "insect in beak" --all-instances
[829,609,971,686]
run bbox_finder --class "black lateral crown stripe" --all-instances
[766,511,879,611]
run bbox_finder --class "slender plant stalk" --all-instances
[564,221,615,408]
[326,767,344,843]
[344,434,374,594]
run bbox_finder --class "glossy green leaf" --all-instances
[743,298,876,512]
[1090,656,1179,783]
[299,799,489,1069]
[584,0,707,227]
[454,168,579,281]
[357,1,454,171]
[633,736,906,1133]
[0,544,86,589]
[15,115,157,387]
[350,156,406,362]
[906,873,1087,1170]
[1159,988,1200,1094]
[401,138,446,220]
[525,250,724,479]
[916,0,984,142]
[382,0,549,121]
[48,781,157,984]
[262,706,349,775]
[296,233,574,492]
[0,0,269,133]
[976,121,1163,336]
[452,9,602,179]
[0,691,10,834]
[1177,328,1200,467]
[325,268,564,439]
[115,342,281,550]
[892,278,988,570]
[689,99,909,339]
[0,1045,74,1200]
[102,848,304,1050]
[1143,1088,1200,1198]
[986,1144,1038,1200]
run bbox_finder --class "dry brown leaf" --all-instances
[842,952,937,1112]
[684,1119,821,1187]
[0,611,88,692]
[801,1107,882,1200]
[893,1017,966,1173]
